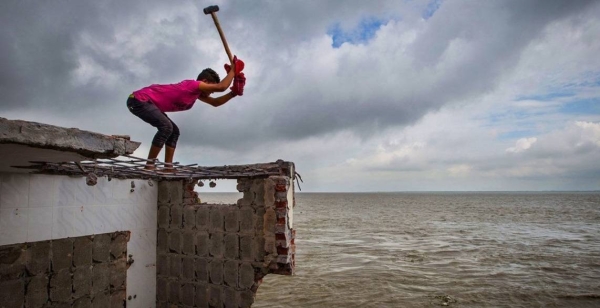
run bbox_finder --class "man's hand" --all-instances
[224,56,245,74]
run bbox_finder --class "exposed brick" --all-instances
[254,208,266,234]
[275,223,288,238]
[170,204,183,229]
[157,181,171,204]
[195,258,208,283]
[169,256,182,279]
[25,275,48,308]
[209,233,223,257]
[183,205,196,229]
[109,258,127,290]
[181,283,195,307]
[255,237,266,262]
[210,207,224,231]
[196,206,210,231]
[156,301,169,308]
[276,231,291,249]
[1,280,25,308]
[182,257,195,281]
[169,230,182,254]
[251,179,266,206]
[224,209,239,232]
[110,289,125,308]
[196,233,209,257]
[224,234,239,259]
[183,194,199,204]
[157,229,168,254]
[51,302,70,308]
[264,208,276,232]
[74,236,93,268]
[223,287,238,308]
[168,281,181,304]
[263,180,275,206]
[92,263,110,295]
[209,260,223,285]
[156,278,168,302]
[275,191,287,201]
[239,236,252,262]
[92,234,110,263]
[208,285,222,308]
[223,261,238,288]
[182,231,195,255]
[239,263,255,289]
[26,241,50,275]
[239,290,255,308]
[49,270,71,303]
[265,237,277,256]
[52,239,73,272]
[73,296,92,308]
[91,290,109,308]
[275,200,287,209]
[0,244,26,281]
[157,254,168,277]
[236,178,251,193]
[73,267,92,298]
[158,206,170,228]
[239,207,254,234]
[237,192,253,207]
[110,232,128,260]
[169,182,184,204]
[195,283,208,308]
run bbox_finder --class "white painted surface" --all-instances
[287,181,294,229]
[0,173,158,308]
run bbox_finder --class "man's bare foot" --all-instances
[160,163,175,173]
[144,163,156,171]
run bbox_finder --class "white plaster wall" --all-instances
[287,181,294,229]
[0,173,157,308]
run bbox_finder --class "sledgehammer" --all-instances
[203,5,234,65]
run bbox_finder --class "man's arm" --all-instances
[198,68,235,93]
[198,91,237,107]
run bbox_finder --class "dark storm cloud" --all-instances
[1,0,598,153]
[0,0,188,110]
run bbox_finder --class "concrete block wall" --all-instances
[156,176,295,308]
[0,173,158,308]
[0,232,129,308]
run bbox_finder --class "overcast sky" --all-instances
[2,0,600,192]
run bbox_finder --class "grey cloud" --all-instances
[255,0,598,144]
[1,0,598,153]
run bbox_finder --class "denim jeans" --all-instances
[126,96,179,148]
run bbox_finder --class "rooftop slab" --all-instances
[0,117,140,173]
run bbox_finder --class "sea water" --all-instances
[201,192,600,308]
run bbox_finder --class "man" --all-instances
[126,56,245,170]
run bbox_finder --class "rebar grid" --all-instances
[18,155,295,181]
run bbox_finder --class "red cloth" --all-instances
[224,56,244,74]
[231,72,246,96]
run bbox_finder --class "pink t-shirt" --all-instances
[132,80,203,112]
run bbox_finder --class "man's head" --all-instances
[197,68,220,84]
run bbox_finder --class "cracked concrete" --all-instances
[0,117,140,172]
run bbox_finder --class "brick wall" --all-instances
[0,232,130,308]
[156,175,295,308]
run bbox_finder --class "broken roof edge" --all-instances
[0,117,140,159]
[23,156,297,182]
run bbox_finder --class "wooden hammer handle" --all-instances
[210,12,234,64]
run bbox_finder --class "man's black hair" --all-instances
[197,68,220,83]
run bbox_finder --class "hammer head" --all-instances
[203,5,219,14]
